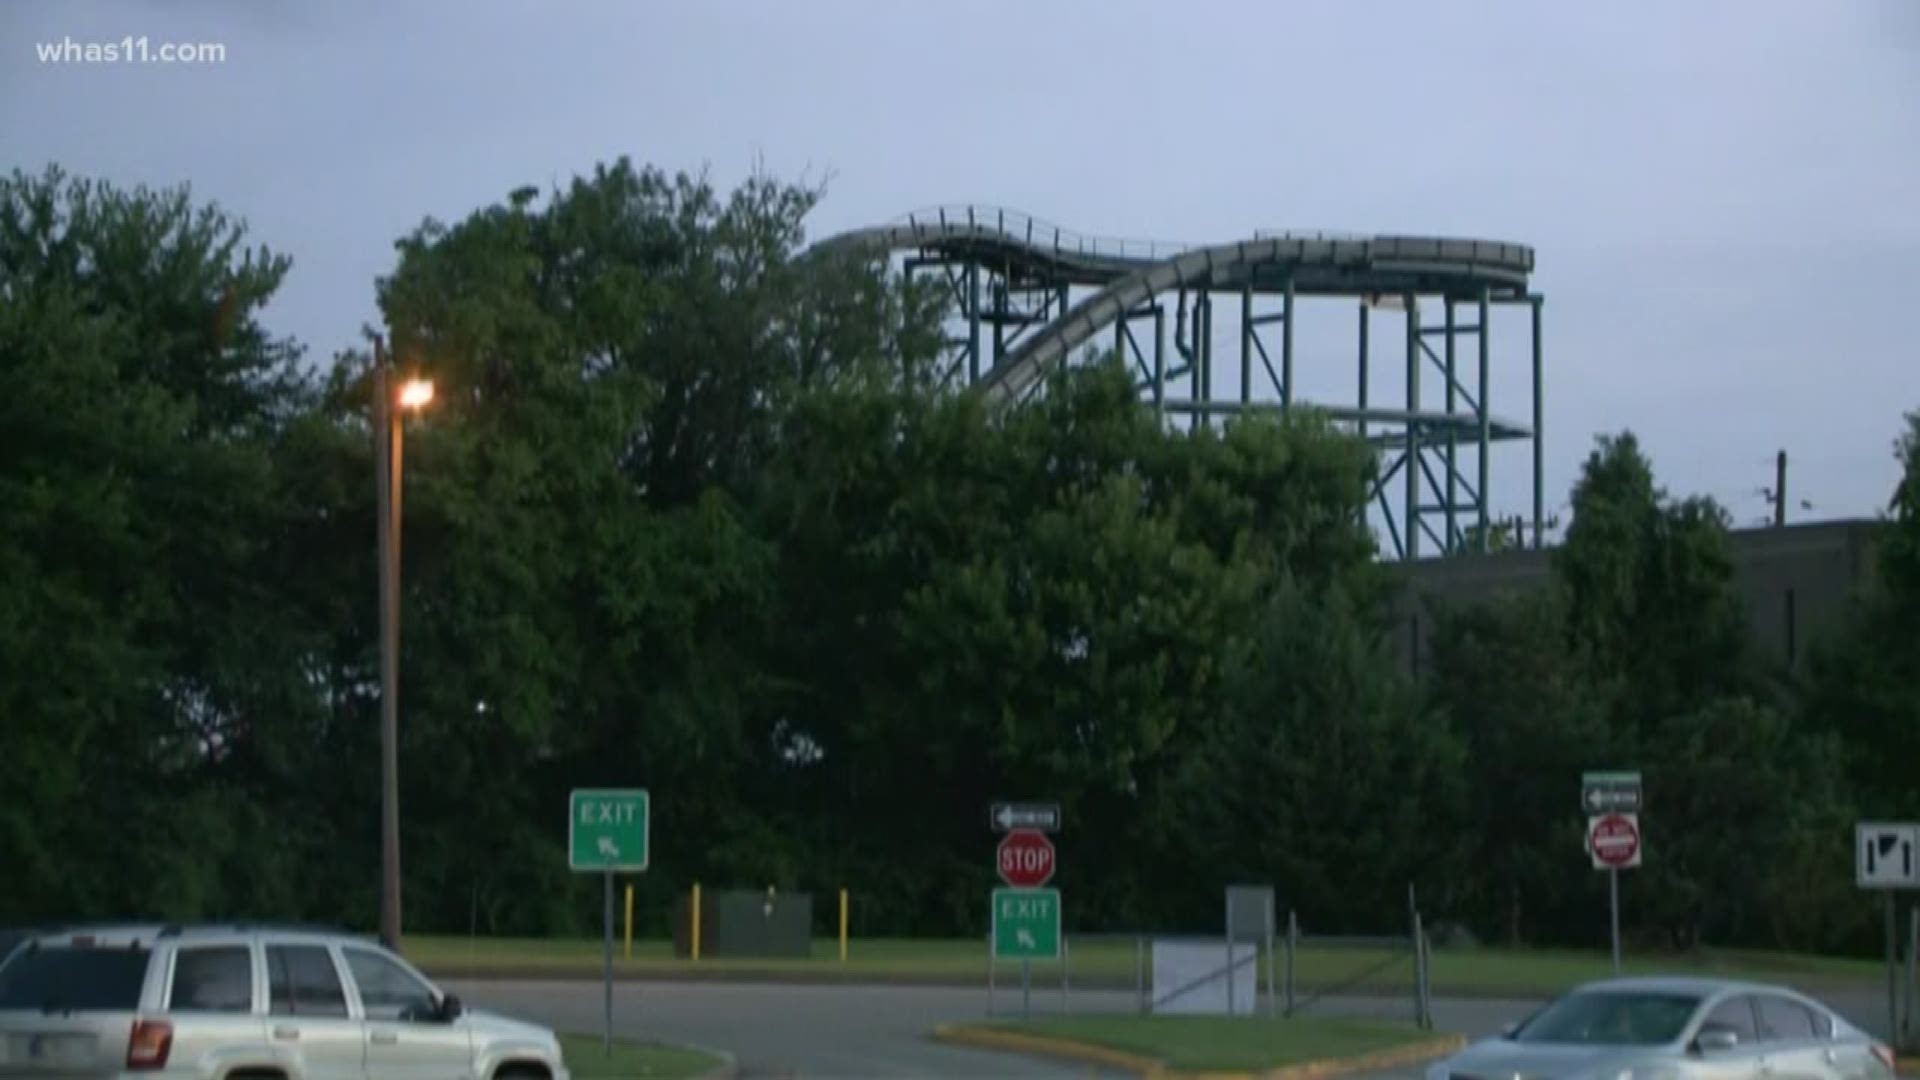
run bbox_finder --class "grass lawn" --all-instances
[557,1033,725,1079]
[967,1015,1439,1073]
[408,935,1884,996]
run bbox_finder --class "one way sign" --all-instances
[990,802,1061,833]
[1582,771,1642,814]
[1855,822,1919,889]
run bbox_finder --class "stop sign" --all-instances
[1590,813,1641,869]
[997,828,1056,888]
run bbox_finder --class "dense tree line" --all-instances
[2,160,1915,954]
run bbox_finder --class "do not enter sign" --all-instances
[998,828,1056,888]
[1589,812,1642,870]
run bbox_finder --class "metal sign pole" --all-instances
[1411,910,1425,1026]
[1227,935,1237,1017]
[1905,904,1916,1051]
[1609,868,1622,975]
[986,932,995,1018]
[1022,958,1031,1021]
[602,870,614,1055]
[1265,896,1277,1020]
[1888,892,1898,1048]
[1136,937,1147,1015]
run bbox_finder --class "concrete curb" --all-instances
[687,1045,738,1080]
[930,1023,1466,1080]
[930,1023,1163,1074]
[1245,1035,1467,1080]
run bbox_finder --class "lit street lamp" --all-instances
[372,337,433,951]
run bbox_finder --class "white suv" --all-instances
[0,924,570,1079]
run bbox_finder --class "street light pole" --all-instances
[373,339,404,951]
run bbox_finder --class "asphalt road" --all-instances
[444,979,1898,1080]
[447,978,1109,1078]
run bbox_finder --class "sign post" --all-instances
[1584,770,1643,977]
[1856,822,1920,1049]
[992,812,1060,1021]
[570,789,650,1055]
[993,887,1062,1019]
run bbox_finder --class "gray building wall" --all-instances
[1391,519,1881,678]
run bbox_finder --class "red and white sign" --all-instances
[997,828,1056,888]
[1589,812,1642,870]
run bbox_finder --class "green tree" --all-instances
[1805,410,1920,819]
[0,165,322,921]
[1423,590,1609,945]
[365,157,945,932]
[1171,574,1464,932]
[1636,697,1854,950]
[1548,430,1844,949]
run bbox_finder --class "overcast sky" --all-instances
[4,0,1915,530]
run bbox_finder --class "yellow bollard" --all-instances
[623,884,633,960]
[838,888,849,963]
[691,882,702,962]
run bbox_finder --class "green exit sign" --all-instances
[992,887,1061,961]
[569,788,650,872]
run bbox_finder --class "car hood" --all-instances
[1442,1039,1675,1080]
[464,1008,559,1046]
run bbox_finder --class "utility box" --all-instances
[673,889,813,959]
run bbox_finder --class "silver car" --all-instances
[1428,978,1895,1080]
[0,924,570,1079]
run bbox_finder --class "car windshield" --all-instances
[0,944,150,1012]
[1511,991,1702,1046]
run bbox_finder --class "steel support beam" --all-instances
[1478,287,1492,550]
[1282,277,1295,409]
[1444,300,1458,552]
[1531,295,1544,549]
[1405,295,1420,559]
[1241,285,1253,405]
[1154,307,1167,415]
[992,278,1005,373]
[968,263,982,383]
[1358,303,1369,443]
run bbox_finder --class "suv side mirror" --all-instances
[1695,1029,1739,1054]
[437,994,463,1021]
[1500,1021,1520,1038]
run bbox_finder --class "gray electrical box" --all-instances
[673,889,813,958]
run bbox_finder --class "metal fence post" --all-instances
[1285,910,1298,1017]
[1226,932,1237,1017]
[1136,936,1147,1015]
[1266,899,1278,1019]
[1411,910,1426,1029]
[986,931,995,1018]
[1906,905,1917,1051]
[1421,926,1435,1030]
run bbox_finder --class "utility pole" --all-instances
[1774,450,1787,527]
[373,339,435,952]
[373,340,403,951]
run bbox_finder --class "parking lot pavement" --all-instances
[447,977,1895,1079]
[447,978,1114,1078]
